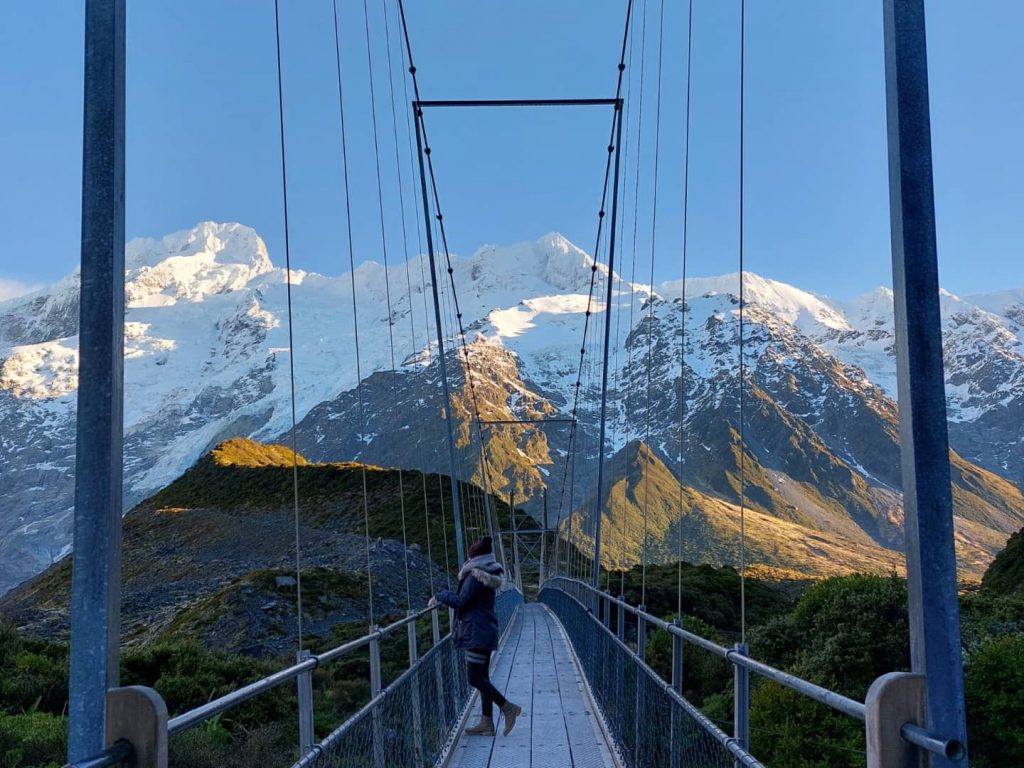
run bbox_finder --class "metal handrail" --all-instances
[568,588,765,768]
[292,586,524,767]
[63,739,133,768]
[169,601,440,735]
[542,576,963,762]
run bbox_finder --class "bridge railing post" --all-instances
[105,686,167,768]
[671,619,684,694]
[733,643,750,766]
[430,608,447,739]
[296,649,314,756]
[635,609,647,765]
[407,615,425,766]
[637,609,647,661]
[369,630,384,768]
[670,619,684,767]
[865,672,926,768]
[603,591,614,631]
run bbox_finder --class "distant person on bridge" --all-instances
[433,536,523,737]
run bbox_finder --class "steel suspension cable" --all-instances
[272,0,306,652]
[399,0,635,584]
[643,0,667,611]
[359,0,413,611]
[381,0,418,358]
[607,3,637,592]
[553,0,637,532]
[330,0,376,628]
[382,1,438,602]
[738,0,748,644]
[677,0,696,620]
[624,0,651,603]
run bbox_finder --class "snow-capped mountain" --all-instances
[0,222,1021,593]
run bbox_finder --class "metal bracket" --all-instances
[866,672,926,768]
[105,687,168,768]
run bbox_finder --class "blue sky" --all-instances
[0,1,1020,301]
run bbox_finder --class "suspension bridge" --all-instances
[62,0,969,766]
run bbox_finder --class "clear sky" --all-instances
[0,1,1021,302]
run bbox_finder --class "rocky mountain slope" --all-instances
[1,221,1021,592]
[0,438,497,655]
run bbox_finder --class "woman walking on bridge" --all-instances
[434,536,523,737]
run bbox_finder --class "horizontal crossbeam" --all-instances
[416,98,620,109]
[477,418,574,426]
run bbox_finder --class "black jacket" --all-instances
[436,559,505,650]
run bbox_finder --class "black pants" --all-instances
[466,649,506,718]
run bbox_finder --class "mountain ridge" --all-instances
[0,221,1021,592]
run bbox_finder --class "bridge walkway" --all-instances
[446,603,619,768]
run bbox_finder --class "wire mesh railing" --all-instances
[540,584,758,768]
[540,577,966,767]
[292,587,522,768]
[61,587,522,768]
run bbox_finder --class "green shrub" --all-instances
[0,712,66,768]
[965,635,1024,767]
[750,574,909,699]
[0,625,69,716]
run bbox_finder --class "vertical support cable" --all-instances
[407,618,425,766]
[67,0,125,759]
[274,0,306,653]
[737,0,748,646]
[413,106,466,565]
[330,0,375,629]
[369,631,384,768]
[882,0,968,761]
[591,101,626,589]
[676,0,695,623]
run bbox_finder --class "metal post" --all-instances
[866,673,926,768]
[617,602,626,642]
[431,608,446,733]
[553,518,562,579]
[671,619,684,768]
[105,687,167,768]
[733,643,750,765]
[511,490,522,591]
[413,105,466,565]
[296,650,314,756]
[671,620,684,694]
[369,631,384,768]
[882,1,968,763]
[637,609,647,661]
[67,0,126,760]
[635,609,648,766]
[540,491,549,586]
[566,509,574,580]
[407,617,425,767]
[591,100,625,589]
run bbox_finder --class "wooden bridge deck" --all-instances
[446,603,619,768]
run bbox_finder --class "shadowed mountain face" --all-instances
[0,439,510,655]
[1,222,1022,592]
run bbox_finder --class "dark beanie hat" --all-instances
[468,536,493,558]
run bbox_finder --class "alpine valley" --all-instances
[1,222,1022,594]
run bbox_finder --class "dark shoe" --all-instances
[465,716,495,736]
[500,701,522,736]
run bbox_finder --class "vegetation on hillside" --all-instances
[1,439,1020,766]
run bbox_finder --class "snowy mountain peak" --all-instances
[660,271,852,333]
[125,222,273,307]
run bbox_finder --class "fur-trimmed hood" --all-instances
[459,553,504,590]
[469,564,504,590]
